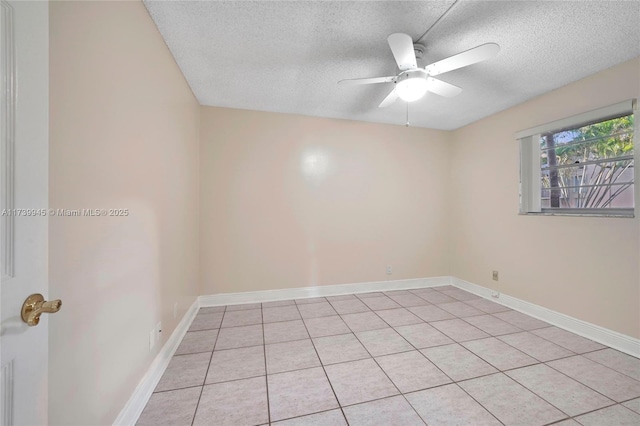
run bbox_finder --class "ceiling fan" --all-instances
[339,33,500,107]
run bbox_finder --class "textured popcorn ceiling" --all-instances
[144,1,640,130]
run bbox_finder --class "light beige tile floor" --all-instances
[137,285,640,425]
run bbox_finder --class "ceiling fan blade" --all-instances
[425,43,500,76]
[426,77,462,98]
[378,89,398,108]
[338,76,396,86]
[387,33,417,71]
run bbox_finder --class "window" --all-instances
[518,100,636,217]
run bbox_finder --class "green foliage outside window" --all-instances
[540,114,634,209]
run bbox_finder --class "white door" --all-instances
[1,1,51,425]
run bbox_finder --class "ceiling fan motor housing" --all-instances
[397,69,428,83]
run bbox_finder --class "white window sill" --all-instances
[519,211,635,218]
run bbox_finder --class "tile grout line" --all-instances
[415,345,507,426]
[266,406,346,424]
[541,355,631,405]
[619,396,640,405]
[458,313,525,335]
[293,301,351,425]
[428,314,497,342]
[492,332,581,364]
[482,371,576,423]
[458,336,545,372]
[260,305,271,425]
[349,331,429,425]
[342,303,481,424]
[532,328,614,355]
[541,400,621,425]
[190,304,227,426]
[433,332,578,423]
[569,347,640,382]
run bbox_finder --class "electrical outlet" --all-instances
[386,265,392,275]
[173,302,178,319]
[492,270,499,281]
[149,329,155,351]
[491,291,501,299]
[149,321,163,351]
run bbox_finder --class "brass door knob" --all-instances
[21,293,62,327]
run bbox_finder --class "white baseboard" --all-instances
[451,277,640,358]
[198,276,452,307]
[113,299,200,426]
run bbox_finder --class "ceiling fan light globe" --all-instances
[396,77,428,102]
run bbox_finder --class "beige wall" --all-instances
[49,2,200,425]
[450,57,640,338]
[200,108,451,294]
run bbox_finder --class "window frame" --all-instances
[517,100,637,218]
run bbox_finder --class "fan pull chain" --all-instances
[405,102,410,127]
